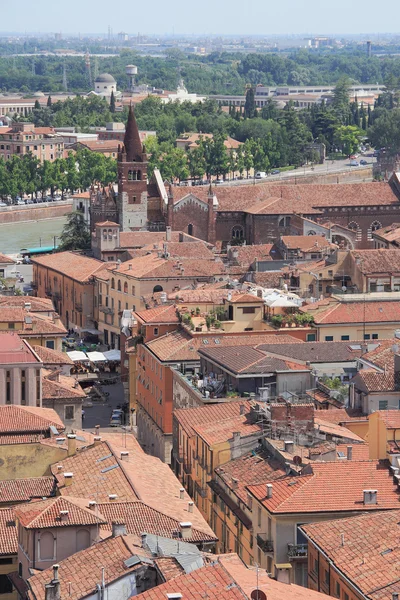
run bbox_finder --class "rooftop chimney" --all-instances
[188,501,194,513]
[284,440,294,454]
[179,521,192,540]
[347,446,353,461]
[52,565,59,584]
[120,451,129,461]
[363,489,377,505]
[108,494,118,501]
[88,501,97,510]
[56,465,63,472]
[239,403,245,415]
[59,510,69,522]
[45,565,61,600]
[392,594,399,600]
[63,472,73,487]
[179,488,185,500]
[166,226,172,242]
[266,484,273,499]
[285,461,291,475]
[93,436,102,446]
[231,477,239,490]
[67,434,76,457]
[56,437,66,445]
[232,431,241,443]
[112,522,127,537]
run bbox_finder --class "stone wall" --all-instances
[0,202,72,224]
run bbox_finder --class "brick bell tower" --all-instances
[117,105,149,231]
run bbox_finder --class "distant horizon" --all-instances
[5,0,400,38]
[1,31,400,39]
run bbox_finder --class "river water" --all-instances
[0,217,67,255]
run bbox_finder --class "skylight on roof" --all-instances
[97,454,113,462]
[101,464,119,473]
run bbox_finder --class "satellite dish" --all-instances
[293,455,302,466]
[251,591,267,600]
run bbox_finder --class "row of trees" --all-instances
[0,149,116,200]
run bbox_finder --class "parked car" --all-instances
[271,169,280,175]
[255,171,267,179]
[350,160,359,167]
[360,159,368,165]
[109,413,122,427]
[214,179,225,184]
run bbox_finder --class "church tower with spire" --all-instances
[117,105,149,231]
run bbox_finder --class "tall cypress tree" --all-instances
[244,87,256,119]
[110,90,116,113]
[47,95,52,107]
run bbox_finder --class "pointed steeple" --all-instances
[123,104,143,162]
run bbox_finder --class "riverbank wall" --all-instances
[0,201,73,224]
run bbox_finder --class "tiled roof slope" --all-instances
[375,410,400,429]
[0,296,54,312]
[15,496,106,529]
[216,451,286,506]
[32,345,73,365]
[51,441,138,503]
[171,182,398,213]
[303,299,400,324]
[0,508,17,556]
[31,251,105,282]
[198,345,309,374]
[230,243,277,266]
[259,340,364,362]
[98,501,216,542]
[28,535,146,600]
[117,253,225,279]
[0,406,64,434]
[351,248,400,274]
[301,510,400,600]
[193,415,262,446]
[42,372,86,400]
[174,401,252,438]
[248,460,400,514]
[281,235,336,251]
[0,477,55,504]
[0,333,41,364]
[135,304,179,324]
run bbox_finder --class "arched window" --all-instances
[370,220,382,232]
[232,226,244,240]
[102,229,107,241]
[111,278,115,289]
[153,285,163,293]
[123,282,128,294]
[348,221,360,231]
[108,228,113,239]
[76,529,90,552]
[188,224,193,236]
[117,280,121,292]
[39,531,55,561]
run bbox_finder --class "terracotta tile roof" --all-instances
[147,330,302,363]
[281,235,336,252]
[0,477,55,504]
[78,139,120,151]
[116,253,225,279]
[301,510,400,600]
[375,410,400,429]
[172,181,399,214]
[174,401,252,438]
[134,553,331,600]
[17,313,67,337]
[0,296,54,312]
[119,231,187,249]
[352,248,400,274]
[98,501,216,542]
[373,222,400,242]
[0,333,41,364]
[51,441,138,503]
[353,368,400,392]
[251,271,283,288]
[0,508,17,556]
[0,253,15,264]
[95,220,119,227]
[314,418,364,441]
[228,293,263,304]
[141,241,215,260]
[52,437,215,539]
[0,307,24,322]
[39,429,95,452]
[336,443,371,460]
[216,451,286,506]
[0,405,64,434]
[28,534,146,600]
[198,345,309,375]
[42,372,86,400]
[32,345,73,365]
[248,460,400,514]
[167,289,245,304]
[309,407,367,424]
[192,415,263,447]
[31,251,105,282]
[15,496,107,529]
[0,434,44,445]
[135,304,179,325]
[153,557,184,581]
[229,244,278,266]
[303,299,400,325]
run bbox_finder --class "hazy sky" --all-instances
[6,0,400,36]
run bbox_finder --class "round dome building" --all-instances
[94,73,117,97]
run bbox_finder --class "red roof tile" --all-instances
[135,304,179,325]
[0,508,17,556]
[0,477,55,504]
[31,251,105,283]
[15,496,106,529]
[248,460,400,514]
[0,333,41,364]
[174,401,252,438]
[0,406,64,434]
[193,415,262,446]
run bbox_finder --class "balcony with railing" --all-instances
[75,302,83,312]
[257,534,274,553]
[287,544,308,560]
[100,306,114,315]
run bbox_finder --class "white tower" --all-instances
[126,65,138,93]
